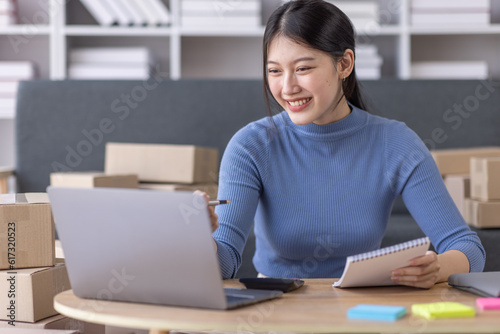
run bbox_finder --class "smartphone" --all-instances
[239,277,305,293]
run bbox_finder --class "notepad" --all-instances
[347,304,407,321]
[411,302,475,319]
[333,237,430,288]
[476,298,500,311]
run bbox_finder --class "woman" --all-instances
[202,0,485,288]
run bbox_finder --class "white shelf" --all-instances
[410,25,500,35]
[0,25,51,35]
[64,26,173,36]
[180,26,265,37]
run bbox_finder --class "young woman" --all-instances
[202,0,485,288]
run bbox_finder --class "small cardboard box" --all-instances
[0,261,70,323]
[0,314,105,333]
[50,171,139,189]
[139,182,218,200]
[105,142,219,184]
[430,147,500,175]
[464,198,500,229]
[0,193,55,270]
[444,174,470,218]
[470,157,500,201]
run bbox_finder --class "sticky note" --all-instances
[411,302,475,319]
[476,298,500,310]
[347,304,407,321]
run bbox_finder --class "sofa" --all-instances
[13,79,500,276]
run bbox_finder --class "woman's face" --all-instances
[267,36,351,126]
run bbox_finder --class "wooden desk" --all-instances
[54,279,500,334]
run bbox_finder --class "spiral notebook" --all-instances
[333,237,430,288]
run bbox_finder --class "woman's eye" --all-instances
[298,67,311,72]
[268,69,280,74]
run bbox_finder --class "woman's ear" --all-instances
[337,49,354,80]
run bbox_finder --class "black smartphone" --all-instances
[239,277,305,293]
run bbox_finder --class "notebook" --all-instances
[333,237,430,288]
[448,271,500,297]
[47,186,283,310]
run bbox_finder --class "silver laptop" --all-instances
[47,186,282,310]
[448,272,500,297]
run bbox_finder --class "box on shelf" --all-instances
[105,142,219,184]
[464,198,500,229]
[444,174,470,218]
[139,182,218,200]
[0,261,70,323]
[430,147,500,175]
[0,193,55,270]
[50,171,139,189]
[0,313,104,333]
[470,157,500,201]
[411,61,489,80]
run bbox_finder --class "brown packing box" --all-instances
[430,147,500,175]
[470,157,500,201]
[444,174,470,218]
[0,260,70,323]
[139,182,219,200]
[50,171,139,189]
[0,193,55,270]
[464,198,500,228]
[0,314,105,333]
[105,142,219,184]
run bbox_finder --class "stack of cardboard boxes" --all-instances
[432,147,500,228]
[105,142,219,199]
[0,193,104,333]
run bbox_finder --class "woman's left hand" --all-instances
[391,251,441,289]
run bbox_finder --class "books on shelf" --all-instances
[68,47,155,80]
[181,0,261,28]
[0,0,17,26]
[0,61,34,118]
[79,0,170,27]
[411,61,489,80]
[355,44,383,80]
[410,0,490,26]
[326,1,379,30]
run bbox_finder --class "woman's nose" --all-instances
[282,73,300,96]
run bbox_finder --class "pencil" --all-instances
[208,200,232,206]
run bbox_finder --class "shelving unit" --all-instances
[1,0,500,167]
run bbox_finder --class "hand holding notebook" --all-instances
[333,237,430,288]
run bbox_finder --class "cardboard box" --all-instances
[105,142,219,184]
[0,314,105,333]
[50,171,139,189]
[139,182,219,199]
[430,147,500,175]
[444,174,470,218]
[464,198,500,228]
[470,157,500,201]
[0,193,55,270]
[0,261,70,322]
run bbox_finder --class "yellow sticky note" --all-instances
[411,302,475,320]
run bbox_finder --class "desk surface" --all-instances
[54,279,500,333]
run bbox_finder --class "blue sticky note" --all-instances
[347,304,407,321]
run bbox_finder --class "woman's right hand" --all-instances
[194,190,219,233]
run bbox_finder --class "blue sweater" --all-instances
[213,106,485,279]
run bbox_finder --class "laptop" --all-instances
[47,186,282,310]
[448,272,500,297]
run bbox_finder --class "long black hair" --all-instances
[263,0,368,116]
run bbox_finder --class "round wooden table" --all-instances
[54,279,500,334]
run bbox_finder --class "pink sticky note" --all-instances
[476,298,500,311]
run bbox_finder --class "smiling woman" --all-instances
[205,0,486,289]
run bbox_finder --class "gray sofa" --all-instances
[15,79,500,276]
